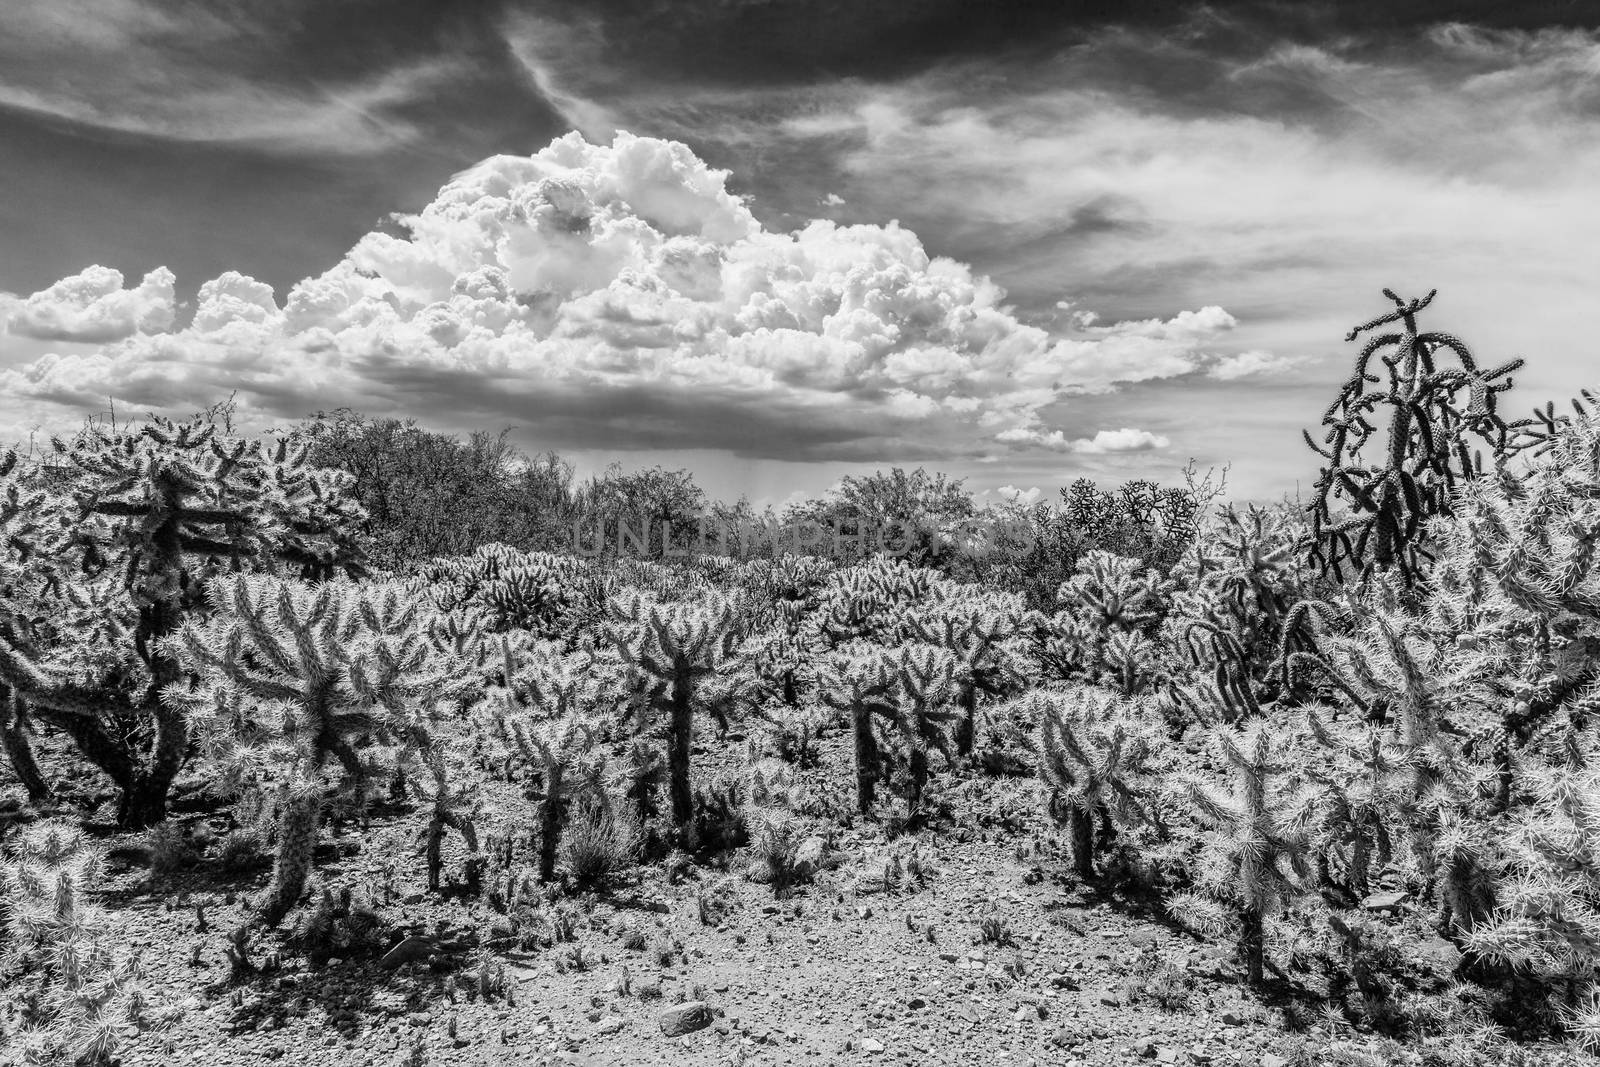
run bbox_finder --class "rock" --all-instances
[1220,1010,1247,1026]
[1361,890,1407,913]
[860,1037,885,1054]
[1261,1055,1289,1067]
[658,1002,713,1037]
[1415,934,1462,973]
[1133,1037,1157,1058]
[793,836,827,880]
[1155,1048,1181,1064]
[595,1017,626,1036]
[381,936,438,970]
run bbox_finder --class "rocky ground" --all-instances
[4,732,1590,1067]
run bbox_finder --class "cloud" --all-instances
[1208,348,1298,380]
[994,484,1043,505]
[5,265,175,343]
[997,426,1171,454]
[0,2,463,154]
[2,132,1235,463]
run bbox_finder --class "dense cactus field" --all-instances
[7,293,1600,1066]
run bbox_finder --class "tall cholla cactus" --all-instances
[487,656,608,883]
[881,644,959,823]
[1035,690,1153,879]
[0,418,366,828]
[162,574,454,923]
[819,648,899,816]
[404,742,485,894]
[1168,723,1311,987]
[902,591,1026,755]
[1304,287,1525,587]
[2,820,155,1065]
[1300,708,1404,902]
[1462,761,1600,1040]
[604,591,746,829]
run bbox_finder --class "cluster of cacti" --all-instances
[0,416,365,827]
[420,543,605,641]
[810,557,946,648]
[1,820,159,1064]
[900,591,1026,754]
[1038,550,1171,696]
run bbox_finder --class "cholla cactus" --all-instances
[491,708,605,884]
[0,417,365,828]
[1035,690,1153,878]
[1,688,51,805]
[404,743,485,893]
[880,645,960,823]
[2,820,156,1064]
[1305,287,1525,587]
[902,591,1026,755]
[1462,761,1600,1036]
[162,574,457,923]
[614,737,667,832]
[819,648,899,816]
[1299,709,1404,901]
[604,592,746,829]
[1168,723,1312,987]
[1039,551,1169,696]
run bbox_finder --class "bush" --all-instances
[561,804,638,889]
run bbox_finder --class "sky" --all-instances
[2,1,1599,510]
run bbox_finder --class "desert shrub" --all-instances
[561,802,638,889]
[293,409,577,568]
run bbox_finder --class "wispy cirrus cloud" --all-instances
[0,0,470,154]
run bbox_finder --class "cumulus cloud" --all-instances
[997,426,1170,454]
[5,265,175,343]
[3,133,1236,462]
[1208,349,1299,380]
[994,484,1042,505]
